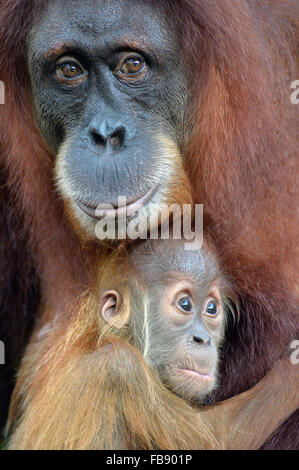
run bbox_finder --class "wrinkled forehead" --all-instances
[131,239,220,287]
[161,248,219,287]
[28,0,175,58]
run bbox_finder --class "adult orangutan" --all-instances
[0,0,298,448]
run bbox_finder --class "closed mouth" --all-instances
[177,368,213,382]
[76,184,158,220]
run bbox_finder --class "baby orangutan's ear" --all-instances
[100,290,123,326]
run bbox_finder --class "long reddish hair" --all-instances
[0,0,298,446]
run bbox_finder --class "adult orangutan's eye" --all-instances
[55,57,87,84]
[114,53,147,80]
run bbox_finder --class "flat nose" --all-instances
[89,118,125,151]
[191,323,212,347]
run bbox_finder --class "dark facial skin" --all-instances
[27,0,188,237]
[100,240,227,403]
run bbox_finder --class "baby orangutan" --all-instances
[98,238,299,447]
[8,239,299,450]
[100,239,233,405]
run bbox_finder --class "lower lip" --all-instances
[178,369,213,383]
[76,184,158,220]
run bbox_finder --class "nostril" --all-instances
[193,336,204,344]
[91,131,107,147]
[109,127,125,150]
[109,133,120,148]
[193,336,211,346]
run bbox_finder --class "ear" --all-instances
[100,290,123,325]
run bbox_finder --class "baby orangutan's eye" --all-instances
[205,299,218,317]
[177,297,193,313]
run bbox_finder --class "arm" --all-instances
[9,332,297,450]
[8,337,218,450]
[202,356,299,449]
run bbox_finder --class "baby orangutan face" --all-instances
[99,240,229,404]
[146,276,225,403]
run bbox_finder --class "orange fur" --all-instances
[7,268,298,450]
[0,0,298,448]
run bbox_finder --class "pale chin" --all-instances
[71,201,154,241]
[169,368,216,403]
[68,189,170,241]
